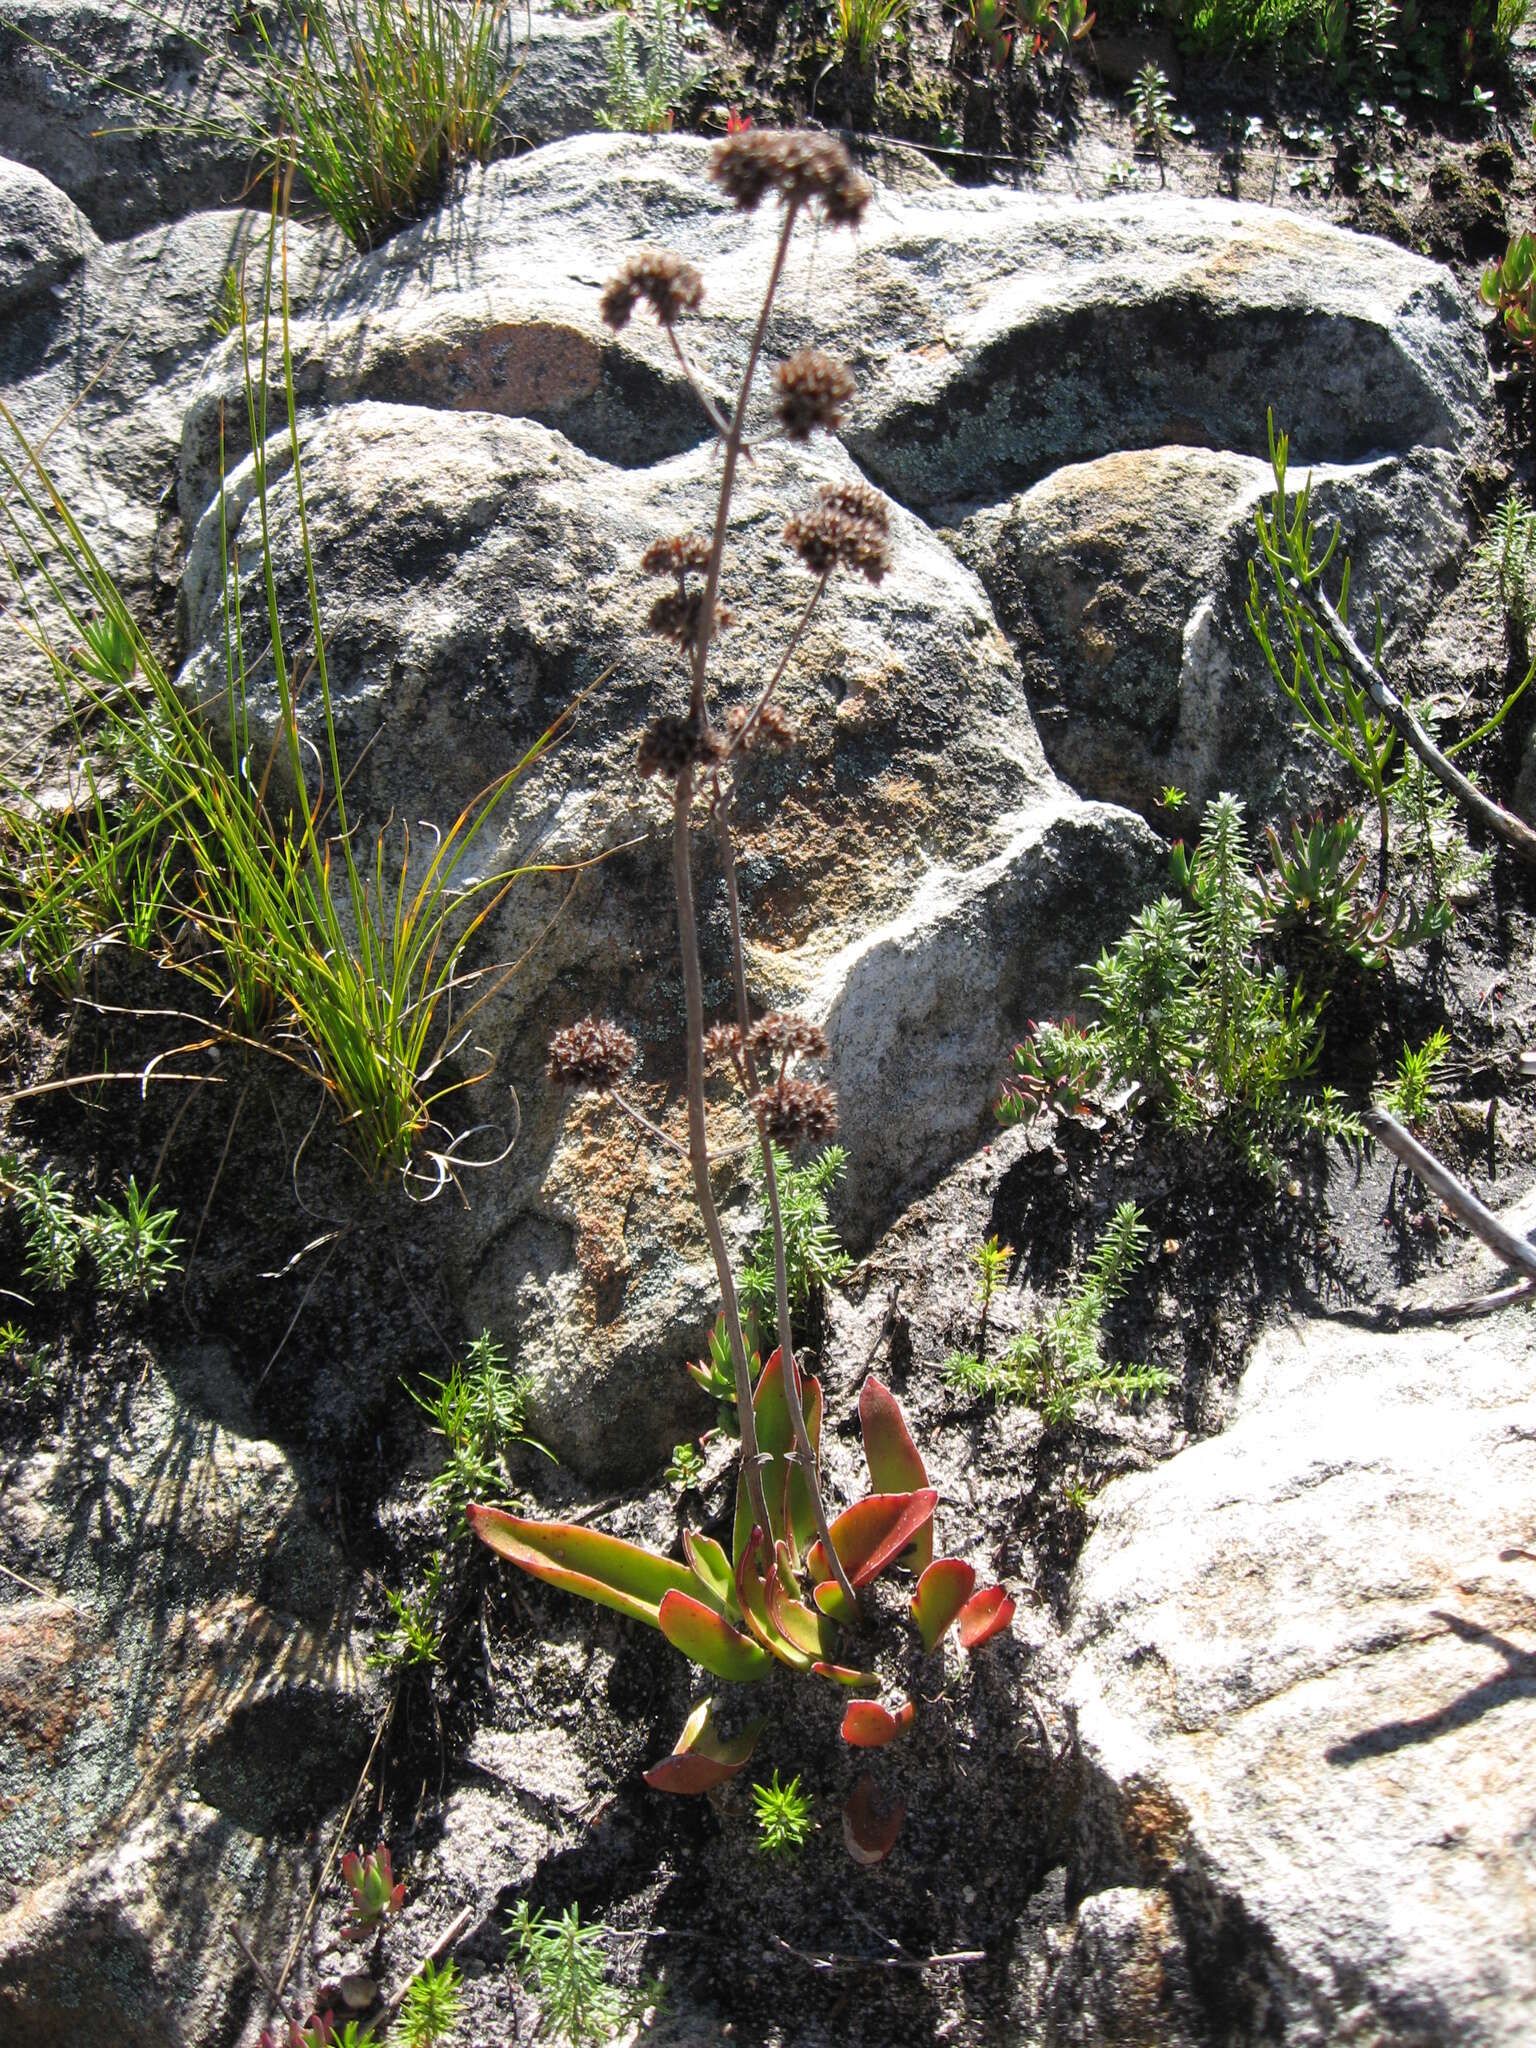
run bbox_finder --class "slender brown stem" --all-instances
[715,800,858,1608]
[665,325,736,442]
[610,1088,689,1160]
[1311,588,1536,865]
[689,201,802,725]
[673,770,773,1537]
[1365,1106,1536,1281]
[726,573,830,760]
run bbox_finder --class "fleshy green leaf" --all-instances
[811,1658,881,1688]
[467,1505,694,1628]
[658,1589,772,1682]
[957,1584,1016,1649]
[735,1529,813,1671]
[683,1529,739,1620]
[807,1490,938,1590]
[643,1697,766,1794]
[733,1348,793,1565]
[766,1559,834,1660]
[858,1375,932,1571]
[910,1557,977,1653]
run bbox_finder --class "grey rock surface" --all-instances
[952,442,1472,824]
[177,134,1490,530]
[0,206,343,788]
[0,155,96,314]
[0,0,264,239]
[177,396,1159,1473]
[1064,1306,1536,2047]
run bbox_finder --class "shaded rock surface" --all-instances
[0,0,264,239]
[0,155,96,314]
[1064,1304,1536,2046]
[0,1341,372,2047]
[953,441,1471,824]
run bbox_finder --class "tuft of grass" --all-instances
[0,199,566,1188]
[832,0,907,68]
[597,0,704,134]
[252,0,517,248]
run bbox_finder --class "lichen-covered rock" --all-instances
[1063,1307,1536,2046]
[176,397,1159,1473]
[952,442,1471,823]
[177,134,1489,532]
[0,155,95,314]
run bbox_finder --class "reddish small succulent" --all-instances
[646,588,732,652]
[339,1843,404,1940]
[637,712,726,781]
[783,504,891,585]
[725,700,797,753]
[641,532,713,579]
[817,478,890,534]
[746,1012,829,1063]
[547,1017,638,1090]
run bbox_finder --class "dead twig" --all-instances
[379,1903,474,2025]
[1313,588,1536,865]
[1365,1106,1536,1285]
[770,1935,987,1973]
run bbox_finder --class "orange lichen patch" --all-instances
[544,1093,706,1323]
[0,1603,90,1762]
[389,321,602,419]
[1119,1777,1192,1877]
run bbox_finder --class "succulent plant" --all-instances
[470,1372,1011,1858]
[340,1844,405,1940]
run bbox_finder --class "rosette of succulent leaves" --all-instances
[470,135,1014,1859]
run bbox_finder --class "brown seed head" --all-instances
[647,588,733,651]
[709,131,872,227]
[783,505,891,584]
[637,713,725,781]
[600,250,705,331]
[640,533,713,578]
[818,479,890,534]
[747,1012,830,1062]
[750,1076,839,1145]
[775,348,856,441]
[725,700,797,752]
[548,1017,638,1090]
[703,1022,744,1066]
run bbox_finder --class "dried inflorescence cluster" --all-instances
[750,1075,838,1145]
[709,129,873,226]
[637,711,725,781]
[775,348,856,441]
[703,1011,838,1146]
[600,249,705,331]
[547,1017,638,1090]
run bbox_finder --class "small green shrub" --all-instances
[944,1202,1168,1424]
[1128,64,1191,165]
[1,1161,181,1297]
[509,1902,637,2047]
[408,1330,544,1527]
[252,0,515,248]
[1382,1027,1449,1126]
[397,1957,462,2048]
[739,1143,851,1336]
[752,1769,814,1855]
[369,1581,443,1670]
[665,1438,705,1488]
[1473,490,1536,644]
[598,0,704,134]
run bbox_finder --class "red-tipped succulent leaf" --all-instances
[658,1589,772,1682]
[957,1584,1016,1649]
[467,1505,694,1629]
[807,1490,938,1590]
[858,1375,933,1571]
[840,1698,916,1748]
[910,1557,977,1653]
[643,1697,766,1794]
